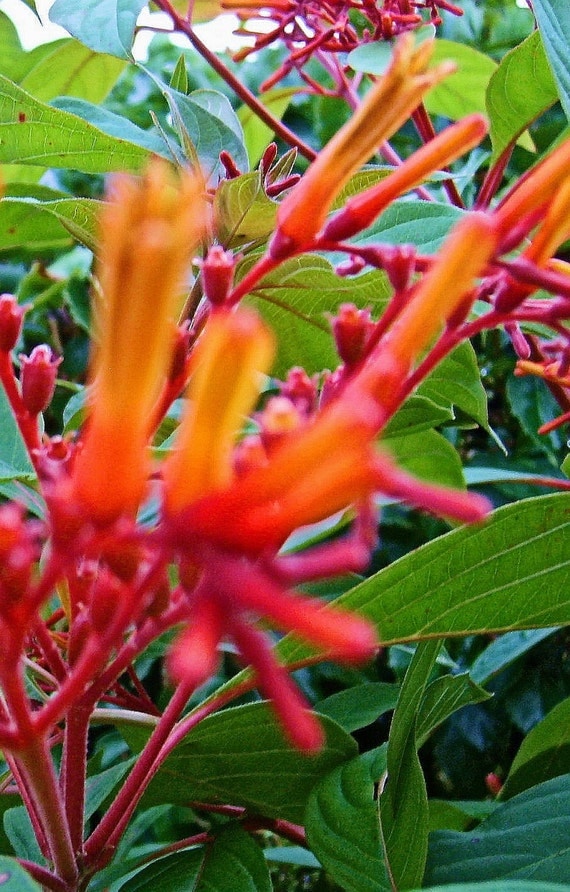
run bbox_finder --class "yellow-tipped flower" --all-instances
[355,212,498,409]
[270,34,456,256]
[71,162,205,523]
[162,307,275,515]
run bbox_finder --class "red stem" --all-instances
[152,0,317,162]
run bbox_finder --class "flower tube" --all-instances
[270,34,456,257]
[71,163,205,523]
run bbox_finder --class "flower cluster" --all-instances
[224,0,463,89]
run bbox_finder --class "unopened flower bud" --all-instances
[200,246,235,307]
[220,150,241,179]
[260,142,278,177]
[332,303,373,366]
[0,294,24,352]
[20,345,61,416]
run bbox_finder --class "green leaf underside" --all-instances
[425,775,570,885]
[487,31,558,161]
[49,0,147,59]
[139,703,356,824]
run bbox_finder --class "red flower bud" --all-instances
[20,345,61,416]
[200,246,235,307]
[332,303,373,366]
[0,294,25,353]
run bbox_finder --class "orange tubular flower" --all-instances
[354,211,498,413]
[270,33,456,257]
[71,163,205,523]
[494,138,570,238]
[324,114,489,241]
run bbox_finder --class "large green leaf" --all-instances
[305,748,390,892]
[272,494,570,669]
[424,39,497,120]
[425,775,570,884]
[114,824,271,892]
[385,428,466,491]
[501,698,570,800]
[0,385,36,483]
[49,0,147,59]
[20,39,125,104]
[51,98,169,159]
[354,200,464,254]
[315,683,399,733]
[0,76,153,173]
[140,702,356,824]
[414,884,570,892]
[532,0,570,119]
[469,628,558,686]
[0,857,41,890]
[242,253,392,377]
[487,31,558,162]
[417,340,489,429]
[416,673,491,748]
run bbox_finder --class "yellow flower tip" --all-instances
[357,212,498,405]
[162,307,275,515]
[495,138,570,234]
[270,34,457,257]
[71,161,207,523]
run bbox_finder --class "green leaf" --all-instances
[0,11,32,83]
[141,702,357,823]
[3,807,43,864]
[424,39,498,121]
[158,85,248,178]
[0,857,42,890]
[0,195,101,253]
[385,429,466,491]
[418,340,489,429]
[470,629,558,685]
[305,748,390,892]
[20,39,125,104]
[49,0,147,59]
[425,775,570,884]
[169,55,189,94]
[238,87,298,168]
[315,683,399,733]
[214,172,278,247]
[85,759,135,822]
[532,0,570,119]
[501,697,570,800]
[383,396,453,439]
[0,385,36,483]
[380,641,439,889]
[486,31,557,162]
[275,494,570,661]
[416,673,492,747]
[415,883,570,892]
[0,76,154,173]
[354,200,464,254]
[114,824,271,892]
[243,253,391,377]
[51,97,169,159]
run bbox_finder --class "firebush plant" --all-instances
[0,0,568,890]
